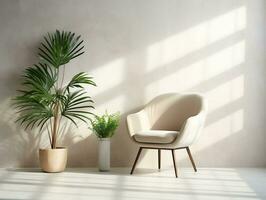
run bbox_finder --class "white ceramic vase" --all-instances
[98,138,110,171]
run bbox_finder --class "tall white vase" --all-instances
[98,138,110,171]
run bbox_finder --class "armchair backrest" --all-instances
[144,93,205,131]
[127,93,207,138]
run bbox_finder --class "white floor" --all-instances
[0,168,265,200]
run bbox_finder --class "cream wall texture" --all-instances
[0,0,265,168]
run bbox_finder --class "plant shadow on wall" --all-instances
[9,30,96,171]
[0,98,42,167]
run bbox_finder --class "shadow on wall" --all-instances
[0,0,264,169]
[0,98,41,167]
[0,97,100,167]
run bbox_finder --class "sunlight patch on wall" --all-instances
[146,6,246,72]
[154,60,204,93]
[207,6,246,43]
[198,109,244,151]
[94,94,126,114]
[206,74,244,113]
[151,40,245,94]
[87,58,125,97]
[202,41,245,80]
[230,109,244,133]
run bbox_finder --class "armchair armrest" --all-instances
[174,111,207,147]
[126,110,150,137]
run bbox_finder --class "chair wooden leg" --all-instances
[158,149,161,169]
[171,149,178,178]
[186,147,197,172]
[130,147,143,175]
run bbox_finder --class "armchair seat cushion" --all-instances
[134,130,179,144]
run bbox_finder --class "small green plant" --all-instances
[92,112,120,138]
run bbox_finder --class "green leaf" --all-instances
[39,30,85,68]
[92,112,120,138]
[61,90,95,125]
[65,72,96,93]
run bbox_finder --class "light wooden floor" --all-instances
[0,168,265,200]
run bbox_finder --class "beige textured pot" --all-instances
[39,147,67,173]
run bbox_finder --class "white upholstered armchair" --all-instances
[126,93,207,177]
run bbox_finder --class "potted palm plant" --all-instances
[91,112,120,171]
[14,30,96,172]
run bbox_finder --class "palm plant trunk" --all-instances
[51,103,60,149]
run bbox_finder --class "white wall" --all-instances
[0,0,265,168]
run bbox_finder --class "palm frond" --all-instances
[39,30,84,68]
[14,95,53,130]
[21,63,57,103]
[13,63,58,130]
[65,72,96,93]
[61,90,94,126]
